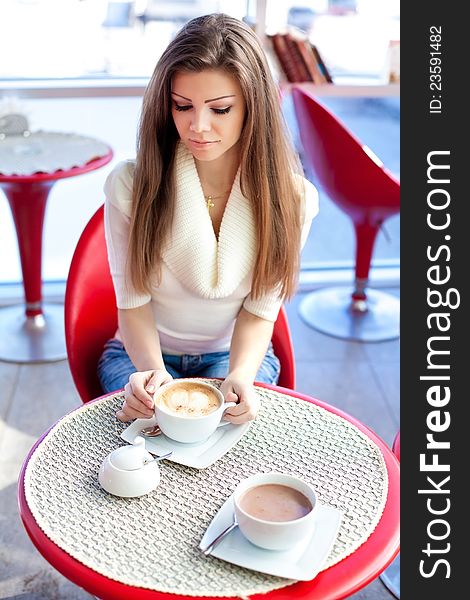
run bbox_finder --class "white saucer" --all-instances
[121,417,250,469]
[199,497,342,580]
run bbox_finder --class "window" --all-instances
[0,0,246,79]
[0,1,399,286]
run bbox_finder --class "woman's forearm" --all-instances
[118,304,166,372]
[229,307,275,381]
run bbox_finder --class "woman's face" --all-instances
[171,69,246,163]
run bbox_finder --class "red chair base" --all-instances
[299,287,399,342]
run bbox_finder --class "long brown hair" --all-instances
[129,13,303,300]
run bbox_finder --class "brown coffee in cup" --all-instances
[157,381,221,418]
[238,483,314,522]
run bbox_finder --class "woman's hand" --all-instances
[116,369,173,422]
[219,375,260,424]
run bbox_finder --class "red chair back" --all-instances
[65,205,296,403]
[292,87,400,225]
[271,303,296,391]
[65,206,117,403]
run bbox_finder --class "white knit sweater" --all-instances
[104,143,318,354]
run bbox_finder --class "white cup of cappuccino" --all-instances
[154,379,236,444]
[233,472,319,550]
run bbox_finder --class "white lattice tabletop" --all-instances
[0,130,111,175]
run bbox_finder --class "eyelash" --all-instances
[174,104,232,115]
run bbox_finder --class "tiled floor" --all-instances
[0,286,399,599]
[287,290,400,448]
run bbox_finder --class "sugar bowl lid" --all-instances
[109,437,153,471]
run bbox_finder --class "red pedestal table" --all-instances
[0,131,113,362]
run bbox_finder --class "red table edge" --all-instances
[17,384,399,600]
[0,151,114,184]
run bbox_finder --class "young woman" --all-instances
[98,13,318,424]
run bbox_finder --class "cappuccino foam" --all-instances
[158,382,220,417]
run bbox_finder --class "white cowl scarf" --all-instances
[161,142,256,299]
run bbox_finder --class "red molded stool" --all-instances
[65,206,296,403]
[292,87,400,342]
[0,149,113,363]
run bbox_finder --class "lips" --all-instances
[189,139,219,145]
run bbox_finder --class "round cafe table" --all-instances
[18,383,400,600]
[0,131,113,363]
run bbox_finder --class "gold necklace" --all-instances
[204,190,230,211]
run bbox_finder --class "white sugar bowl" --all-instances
[98,436,161,498]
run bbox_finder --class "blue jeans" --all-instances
[97,338,280,394]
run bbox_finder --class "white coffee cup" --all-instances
[154,379,236,444]
[233,472,319,550]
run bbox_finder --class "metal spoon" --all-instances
[126,451,173,471]
[140,424,162,437]
[201,515,239,556]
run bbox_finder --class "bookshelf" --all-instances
[264,30,399,98]
[255,0,399,99]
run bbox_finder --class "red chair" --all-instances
[65,205,296,404]
[292,87,400,342]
